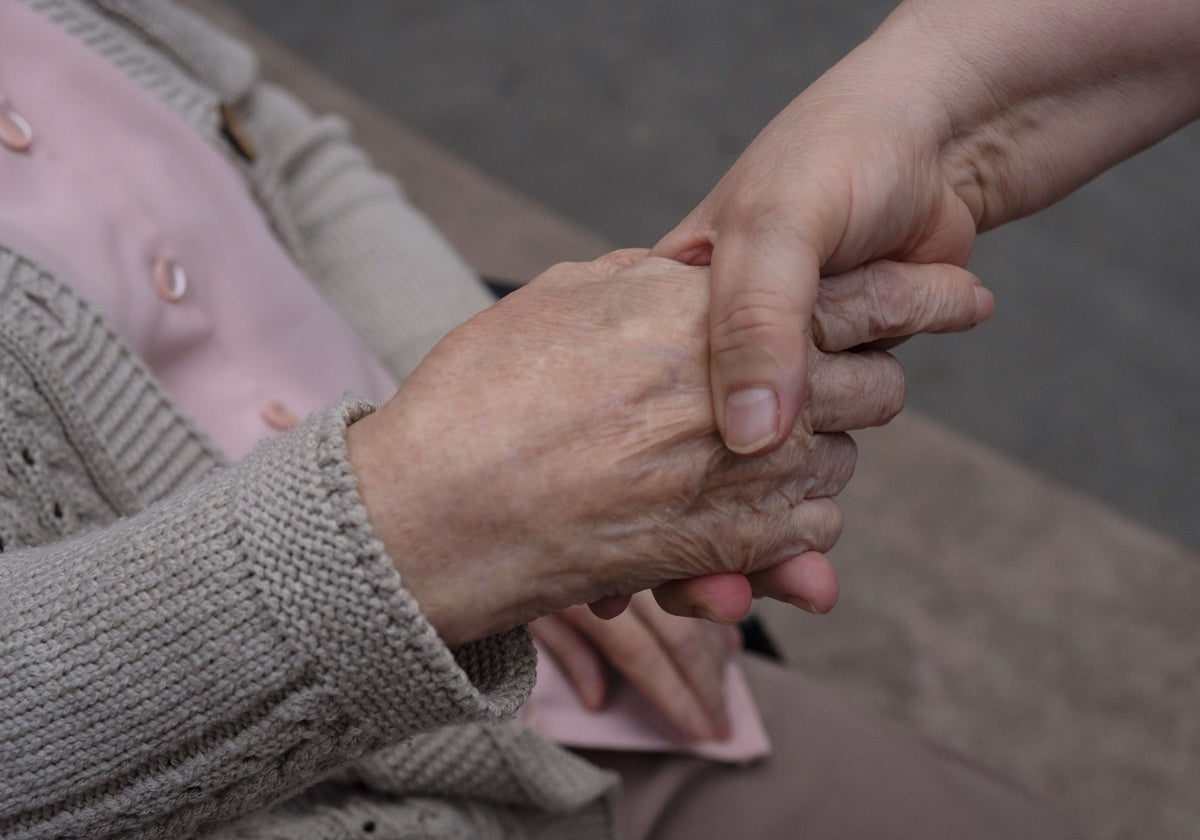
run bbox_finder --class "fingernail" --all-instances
[723,388,778,454]
[974,287,995,319]
[693,604,737,625]
[788,596,822,614]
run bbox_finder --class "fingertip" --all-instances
[580,674,608,711]
[974,285,996,323]
[656,574,754,624]
[713,713,733,742]
[749,551,839,614]
[588,594,632,620]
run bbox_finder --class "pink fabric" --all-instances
[0,0,769,760]
[0,0,395,460]
[523,641,770,763]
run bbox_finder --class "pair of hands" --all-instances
[525,256,990,739]
[651,0,1200,463]
[349,0,1200,731]
[552,0,1200,733]
[348,247,991,740]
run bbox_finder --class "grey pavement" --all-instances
[225,0,1200,553]
[197,2,1200,838]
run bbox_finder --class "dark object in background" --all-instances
[738,615,782,661]
[484,276,521,299]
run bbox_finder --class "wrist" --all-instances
[345,404,549,648]
[345,408,471,646]
[875,0,1200,228]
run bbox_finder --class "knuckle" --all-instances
[864,351,908,423]
[769,496,845,558]
[717,195,816,272]
[719,191,787,239]
[710,287,797,358]
[827,432,858,490]
[815,356,874,427]
[809,307,830,350]
[798,432,857,496]
[596,248,652,271]
[533,259,596,290]
[824,502,846,549]
[863,263,918,336]
[807,499,845,553]
[934,273,979,329]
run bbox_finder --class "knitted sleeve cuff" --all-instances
[232,398,536,738]
[0,397,535,838]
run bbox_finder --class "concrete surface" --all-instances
[188,2,1200,838]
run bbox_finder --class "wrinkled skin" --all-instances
[349,250,989,649]
[527,255,992,738]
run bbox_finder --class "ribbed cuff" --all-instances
[234,399,535,739]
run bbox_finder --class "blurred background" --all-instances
[206,2,1198,838]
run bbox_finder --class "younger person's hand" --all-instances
[653,0,1200,458]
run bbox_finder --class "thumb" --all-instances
[704,229,818,454]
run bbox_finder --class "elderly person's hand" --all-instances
[347,251,990,647]
[528,256,992,739]
[532,593,742,741]
[652,0,1200,457]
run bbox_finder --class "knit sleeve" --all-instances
[0,399,535,839]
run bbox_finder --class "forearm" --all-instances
[862,0,1200,228]
[0,402,532,838]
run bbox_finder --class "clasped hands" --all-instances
[347,0,1200,744]
[348,249,991,737]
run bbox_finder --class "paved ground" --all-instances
[226,0,1200,551]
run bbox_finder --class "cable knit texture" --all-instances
[3,1,619,837]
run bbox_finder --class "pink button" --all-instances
[152,258,188,302]
[0,102,33,152]
[259,399,299,431]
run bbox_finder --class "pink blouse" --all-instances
[0,0,395,461]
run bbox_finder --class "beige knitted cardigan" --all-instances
[0,1,619,837]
